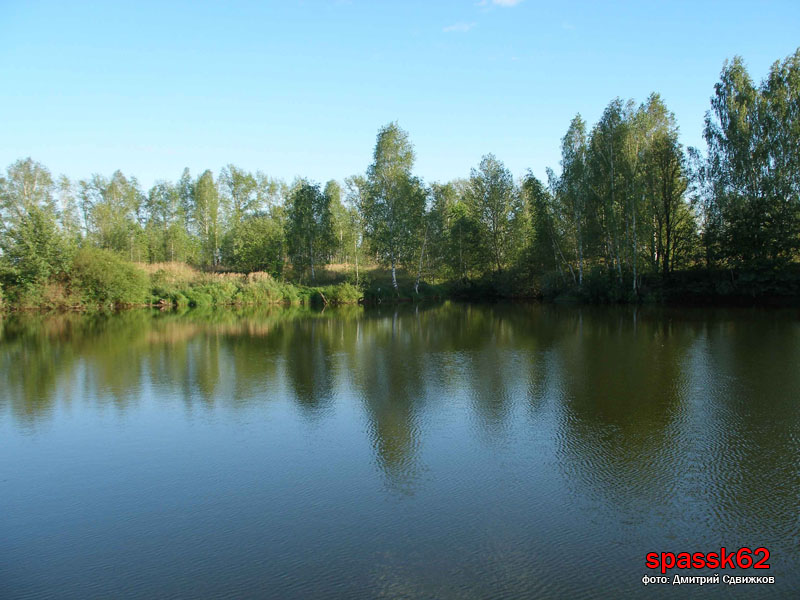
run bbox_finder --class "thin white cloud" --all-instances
[443,22,477,33]
[477,0,524,6]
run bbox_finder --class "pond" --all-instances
[1,303,798,598]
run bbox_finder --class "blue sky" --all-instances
[1,0,799,188]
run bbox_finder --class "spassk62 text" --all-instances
[646,547,770,574]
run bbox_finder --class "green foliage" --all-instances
[521,172,558,275]
[190,170,222,267]
[219,164,260,226]
[144,180,194,263]
[464,154,524,274]
[71,247,149,306]
[222,215,284,275]
[581,266,626,303]
[446,197,486,280]
[193,276,240,305]
[235,273,298,305]
[0,205,74,291]
[79,171,146,259]
[0,159,75,295]
[700,50,800,268]
[551,115,588,285]
[1,49,799,309]
[322,282,362,304]
[146,267,304,308]
[362,122,427,290]
[361,277,444,303]
[540,271,569,300]
[286,181,334,281]
[329,180,361,265]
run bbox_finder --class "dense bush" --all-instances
[580,267,623,304]
[222,217,284,276]
[71,248,150,306]
[325,283,362,304]
[194,276,240,305]
[235,272,290,305]
[146,268,304,308]
[304,282,363,306]
[0,205,74,294]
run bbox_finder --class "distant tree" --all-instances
[344,175,369,284]
[79,170,146,260]
[522,172,560,277]
[223,215,284,275]
[362,122,426,291]
[701,50,800,267]
[412,186,433,294]
[145,181,191,263]
[176,167,191,213]
[220,164,259,226]
[586,99,633,283]
[56,175,82,242]
[463,154,522,274]
[427,182,457,280]
[557,116,589,285]
[0,158,73,290]
[191,170,222,267]
[640,96,694,276]
[286,180,334,282]
[447,199,485,281]
[325,180,345,262]
[256,171,282,210]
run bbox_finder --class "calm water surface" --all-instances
[1,303,799,598]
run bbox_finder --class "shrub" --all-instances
[581,266,624,304]
[327,283,362,304]
[541,271,569,300]
[183,290,211,308]
[0,204,74,291]
[39,282,82,309]
[172,292,191,307]
[221,217,284,276]
[71,247,149,306]
[146,263,200,304]
[237,272,286,304]
[196,279,240,305]
[141,262,198,285]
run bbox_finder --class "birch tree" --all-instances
[191,170,221,267]
[0,158,72,289]
[558,116,589,286]
[286,180,334,282]
[362,122,425,292]
[464,154,521,274]
[701,50,800,266]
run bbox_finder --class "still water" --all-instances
[1,303,799,598]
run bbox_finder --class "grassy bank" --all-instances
[4,250,799,311]
[446,264,800,306]
[1,250,365,311]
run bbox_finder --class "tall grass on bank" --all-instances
[135,261,368,309]
[144,263,366,308]
[1,256,369,311]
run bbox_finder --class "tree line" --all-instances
[1,49,799,305]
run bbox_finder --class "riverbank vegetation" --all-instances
[2,50,799,309]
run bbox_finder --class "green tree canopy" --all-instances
[362,122,426,291]
[286,180,334,282]
[464,154,522,274]
[0,158,73,291]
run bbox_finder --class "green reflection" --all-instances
[2,304,799,521]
